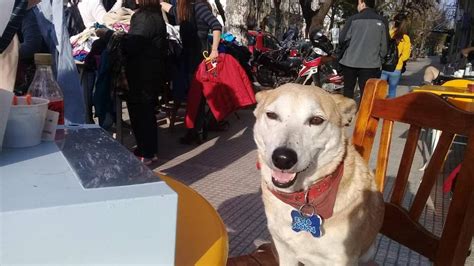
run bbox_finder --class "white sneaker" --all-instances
[138,156,158,166]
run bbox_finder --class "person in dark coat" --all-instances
[338,0,389,100]
[161,0,222,145]
[15,8,48,95]
[121,0,167,164]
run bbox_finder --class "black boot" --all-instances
[179,129,204,145]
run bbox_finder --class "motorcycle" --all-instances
[295,31,344,93]
[251,28,310,88]
[252,44,303,87]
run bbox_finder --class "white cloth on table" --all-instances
[103,7,133,29]
[70,28,98,57]
[78,0,123,27]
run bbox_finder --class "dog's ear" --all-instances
[331,94,357,126]
[254,90,272,117]
[255,89,271,104]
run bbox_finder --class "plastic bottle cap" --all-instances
[34,53,53,65]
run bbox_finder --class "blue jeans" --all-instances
[380,70,402,98]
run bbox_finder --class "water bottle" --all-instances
[27,53,65,124]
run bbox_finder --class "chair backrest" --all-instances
[442,79,474,87]
[352,79,474,265]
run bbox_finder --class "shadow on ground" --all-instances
[217,190,272,257]
[156,110,257,186]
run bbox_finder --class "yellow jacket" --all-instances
[390,29,411,70]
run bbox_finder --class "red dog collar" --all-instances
[267,162,344,219]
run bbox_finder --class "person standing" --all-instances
[15,7,48,95]
[338,0,389,100]
[380,13,411,98]
[161,0,222,145]
[121,0,167,164]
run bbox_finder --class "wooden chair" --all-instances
[353,79,474,265]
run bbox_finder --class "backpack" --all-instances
[382,38,399,72]
[64,0,85,36]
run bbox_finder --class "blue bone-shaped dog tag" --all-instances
[291,210,322,237]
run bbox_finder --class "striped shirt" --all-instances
[170,2,222,33]
[0,0,28,54]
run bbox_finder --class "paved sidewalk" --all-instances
[119,56,471,264]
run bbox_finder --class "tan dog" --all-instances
[253,84,384,265]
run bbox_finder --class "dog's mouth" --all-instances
[271,164,311,188]
[271,170,297,188]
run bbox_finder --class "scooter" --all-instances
[294,31,344,93]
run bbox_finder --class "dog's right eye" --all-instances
[308,116,325,125]
[266,112,278,120]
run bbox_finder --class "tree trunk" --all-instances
[308,0,334,34]
[226,0,303,42]
[225,0,252,44]
[274,0,282,37]
[328,1,337,30]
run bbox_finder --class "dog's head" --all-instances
[253,84,356,192]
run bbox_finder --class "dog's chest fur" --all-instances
[262,184,355,264]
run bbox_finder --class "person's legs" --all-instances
[127,101,146,155]
[140,99,158,158]
[127,99,158,159]
[423,66,440,84]
[358,68,381,98]
[126,78,159,159]
[180,44,207,145]
[380,70,389,81]
[386,70,402,98]
[342,65,358,99]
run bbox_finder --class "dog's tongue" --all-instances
[272,170,296,183]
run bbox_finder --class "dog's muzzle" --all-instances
[271,147,298,188]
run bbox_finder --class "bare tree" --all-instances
[308,0,335,34]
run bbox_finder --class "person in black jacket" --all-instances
[122,0,167,164]
[338,0,389,100]
[161,0,222,145]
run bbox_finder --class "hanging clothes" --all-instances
[185,53,256,128]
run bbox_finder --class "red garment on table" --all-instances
[185,53,256,128]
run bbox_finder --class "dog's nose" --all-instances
[272,147,298,170]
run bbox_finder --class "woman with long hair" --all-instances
[380,13,411,98]
[161,0,222,144]
[122,0,167,164]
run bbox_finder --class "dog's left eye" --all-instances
[308,116,325,125]
[266,112,279,120]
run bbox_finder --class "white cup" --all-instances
[3,97,50,148]
[455,69,465,78]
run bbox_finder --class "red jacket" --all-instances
[185,53,256,128]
